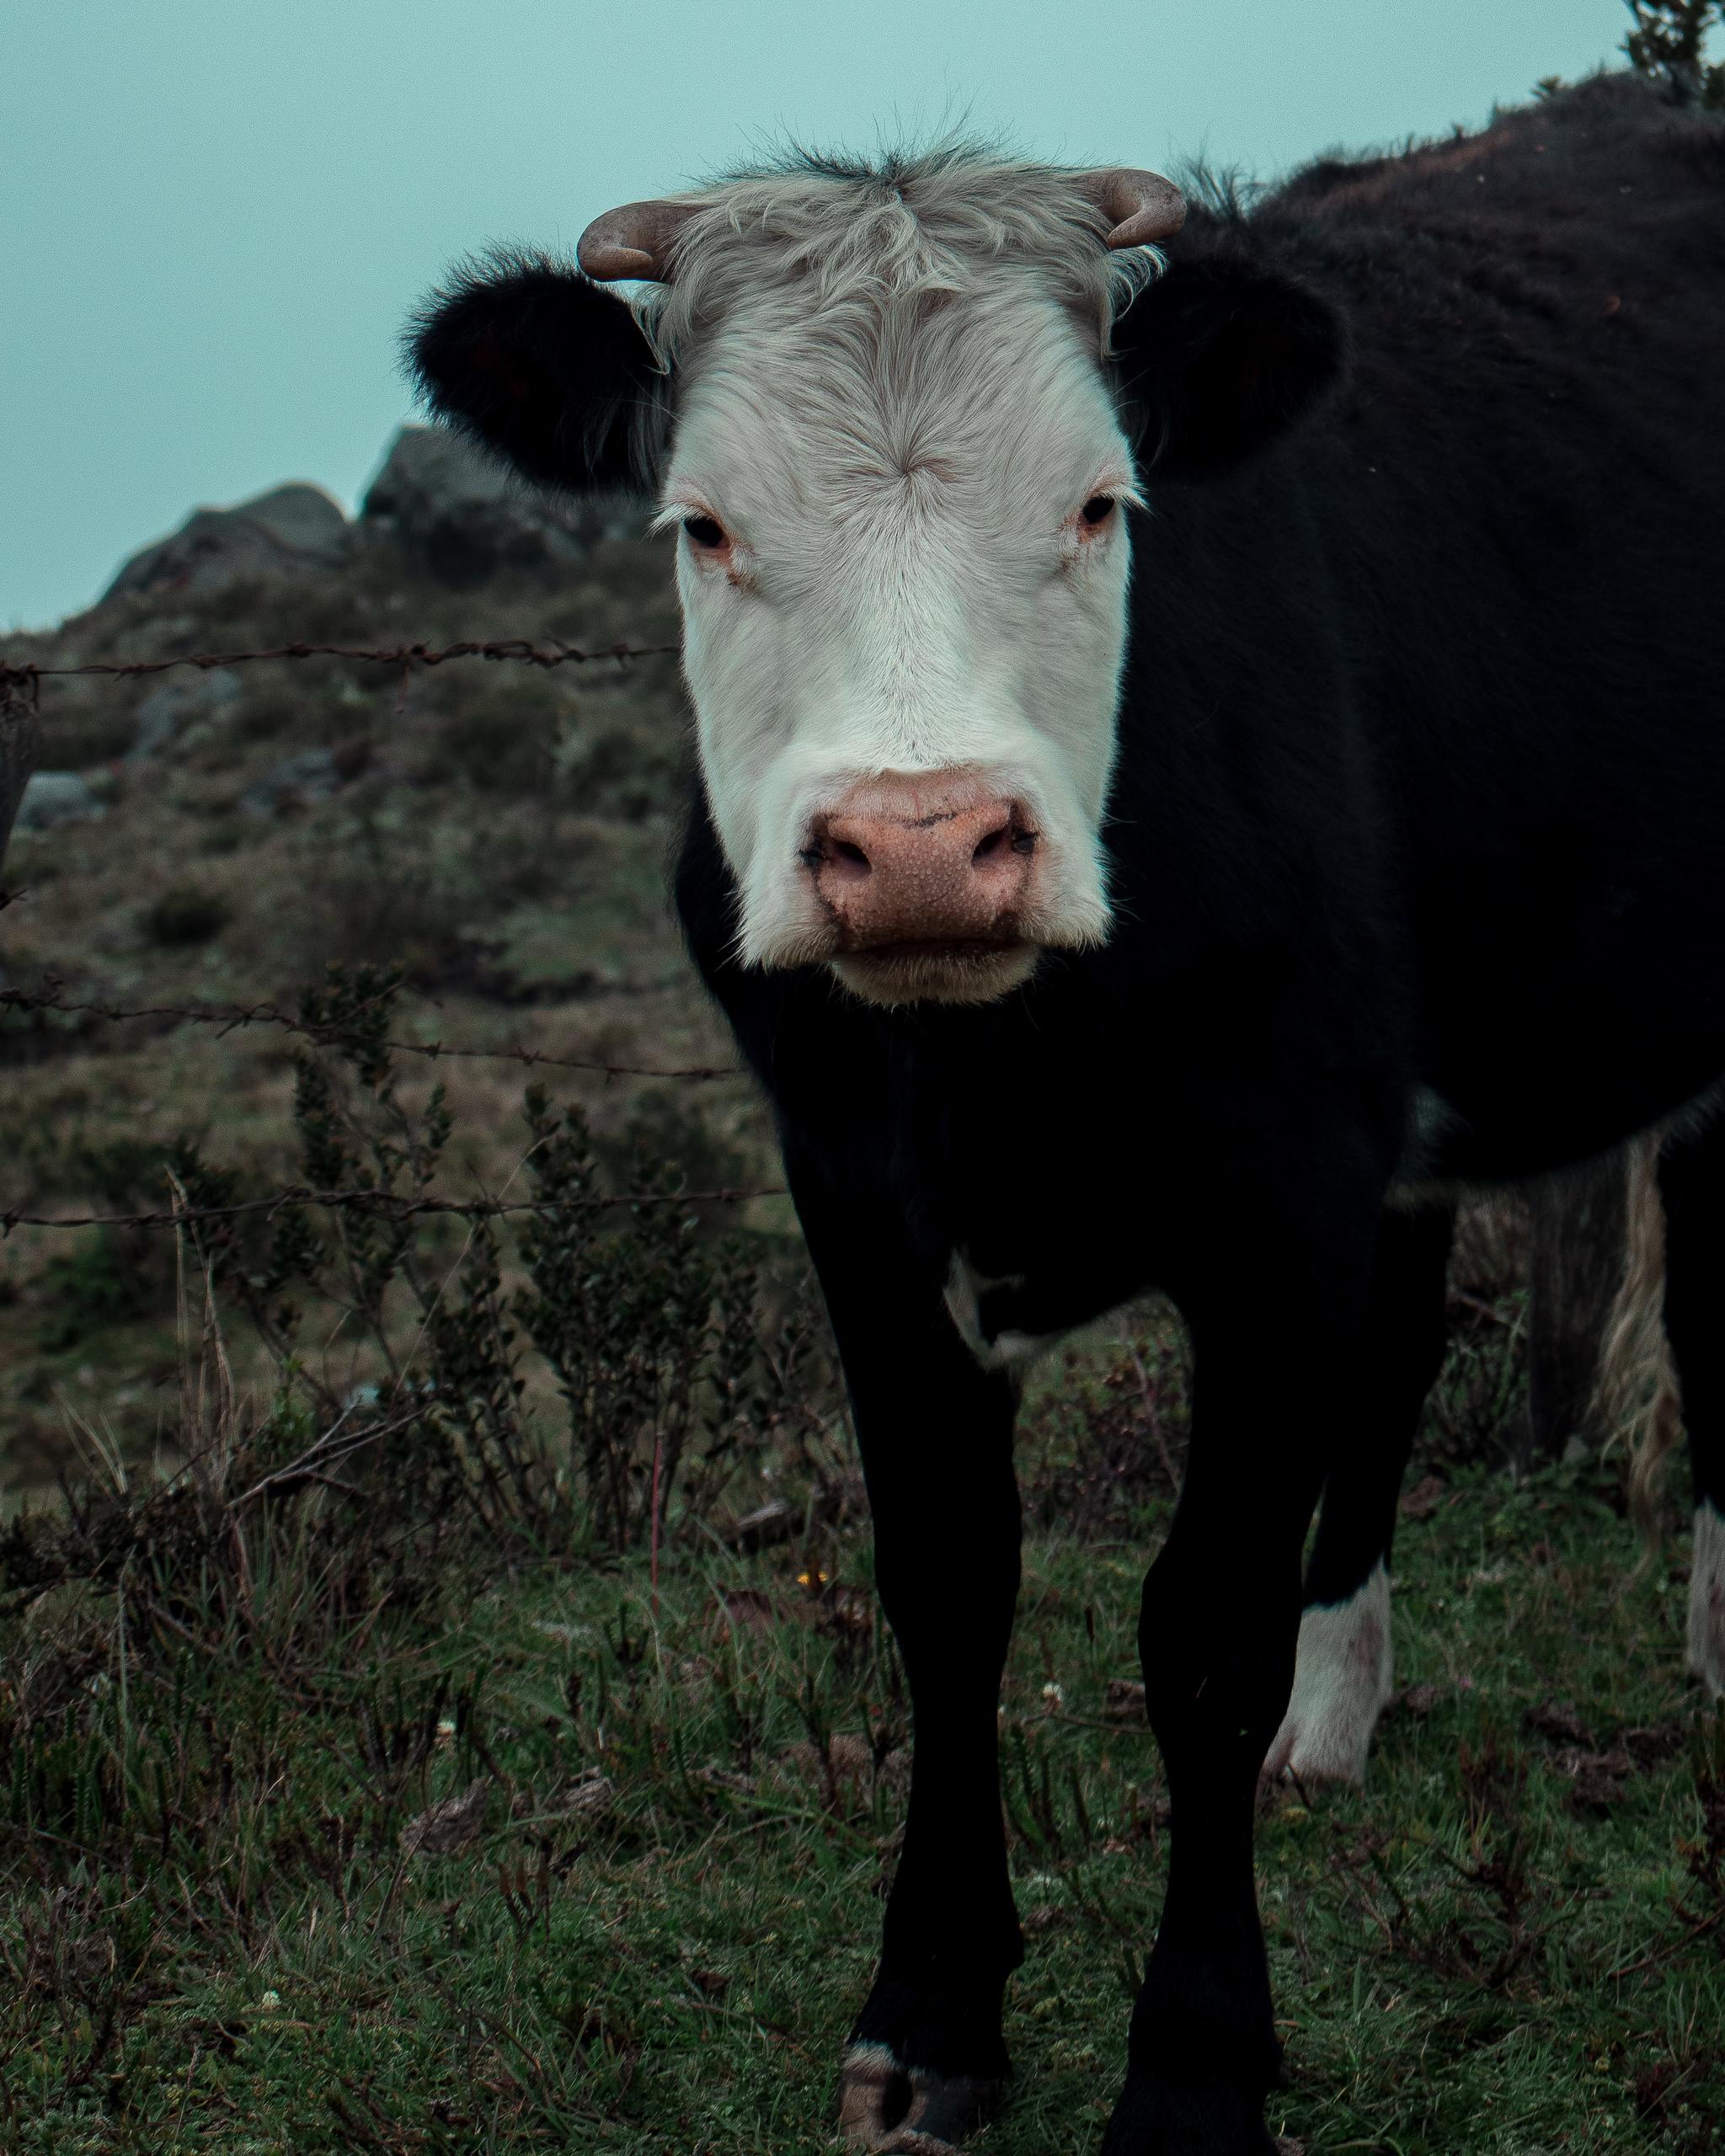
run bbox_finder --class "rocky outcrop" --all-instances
[103,483,352,602]
[15,771,107,831]
[360,424,637,584]
[239,741,372,817]
[86,431,644,613]
[128,668,244,764]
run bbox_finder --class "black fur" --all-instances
[405,248,665,491]
[1110,252,1348,478]
[412,73,1725,2154]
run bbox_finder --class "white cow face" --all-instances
[658,272,1139,1003]
[412,152,1306,1008]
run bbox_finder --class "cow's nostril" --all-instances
[973,822,1036,867]
[834,840,871,872]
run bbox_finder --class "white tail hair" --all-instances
[1595,1132,1684,1532]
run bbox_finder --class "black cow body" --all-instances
[672,77,1725,2154]
[415,72,1725,2156]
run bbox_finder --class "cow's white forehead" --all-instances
[639,151,1154,580]
[633,146,1160,382]
[671,286,1126,553]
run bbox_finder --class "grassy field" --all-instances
[5,458,1723,2154]
[3,1301,1722,2155]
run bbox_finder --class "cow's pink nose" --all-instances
[805,777,1039,948]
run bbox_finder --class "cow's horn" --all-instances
[576,199,698,283]
[1081,168,1186,250]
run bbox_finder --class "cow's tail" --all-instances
[1594,1133,1684,1534]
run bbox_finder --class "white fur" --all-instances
[1263,1561,1395,1786]
[1689,1500,1725,1697]
[943,1251,1061,1369]
[638,153,1158,985]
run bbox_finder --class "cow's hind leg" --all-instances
[1263,1203,1454,1785]
[1659,1118,1725,1694]
[1105,1142,1397,2156]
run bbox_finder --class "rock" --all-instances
[1561,1747,1636,1815]
[103,483,351,602]
[1105,1677,1148,1721]
[1523,1700,1592,1747]
[544,1768,613,1819]
[15,771,107,831]
[128,668,243,763]
[399,1778,488,1859]
[724,1497,798,1550]
[1399,1473,1446,1519]
[239,740,370,817]
[360,424,636,584]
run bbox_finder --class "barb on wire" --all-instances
[1,979,744,1083]
[2,1182,784,1240]
[0,634,680,704]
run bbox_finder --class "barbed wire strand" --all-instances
[0,632,776,1237]
[1,982,744,1083]
[3,1184,786,1239]
[0,627,733,1082]
[0,636,679,706]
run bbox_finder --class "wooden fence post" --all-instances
[0,676,40,886]
[1521,1150,1629,1466]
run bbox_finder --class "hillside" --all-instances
[0,431,772,1492]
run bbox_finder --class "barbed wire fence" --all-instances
[0,635,785,1245]
[0,620,1653,1491]
[2,1182,782,1239]
[0,632,679,702]
[2,979,742,1082]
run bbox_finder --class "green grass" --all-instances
[3,1410,1722,2154]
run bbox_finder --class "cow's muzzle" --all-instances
[800,774,1044,1006]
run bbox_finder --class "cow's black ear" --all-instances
[1110,255,1344,479]
[405,248,665,493]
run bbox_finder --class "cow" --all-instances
[409,70,1725,2156]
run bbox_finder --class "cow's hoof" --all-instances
[837,1967,1009,2148]
[1262,1561,1393,1787]
[1100,2074,1279,2155]
[1687,1502,1725,1698]
[838,2042,1002,2150]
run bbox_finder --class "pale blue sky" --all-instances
[3,0,1633,630]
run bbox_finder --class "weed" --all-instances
[140,882,229,947]
[36,1232,153,1350]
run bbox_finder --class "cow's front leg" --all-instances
[1104,1249,1376,2156]
[838,1383,1022,2153]
[789,1155,1023,2151]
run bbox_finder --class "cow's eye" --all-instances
[1079,494,1116,527]
[683,514,728,550]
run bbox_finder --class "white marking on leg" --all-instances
[838,2041,903,2148]
[943,1251,1064,1370]
[1688,1501,1725,1699]
[1263,1560,1394,1787]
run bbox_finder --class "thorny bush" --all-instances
[8,962,821,1572]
